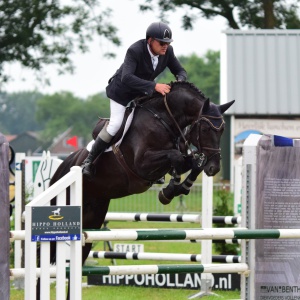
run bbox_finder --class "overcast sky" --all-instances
[3,0,227,98]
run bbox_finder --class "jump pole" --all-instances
[83,228,300,242]
[11,263,249,278]
[88,251,241,263]
[13,227,300,242]
[104,213,241,225]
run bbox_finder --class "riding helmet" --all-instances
[146,22,173,42]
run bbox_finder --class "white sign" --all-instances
[235,119,300,138]
[113,244,144,253]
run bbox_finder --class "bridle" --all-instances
[186,115,225,161]
[163,94,225,165]
[136,94,224,167]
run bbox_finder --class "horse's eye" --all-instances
[201,125,210,134]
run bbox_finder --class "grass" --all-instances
[10,284,240,299]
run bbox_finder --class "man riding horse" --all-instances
[81,22,187,180]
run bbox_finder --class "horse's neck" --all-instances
[167,94,203,127]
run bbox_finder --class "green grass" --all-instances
[10,284,240,299]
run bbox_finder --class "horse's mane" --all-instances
[136,81,208,105]
[169,81,208,99]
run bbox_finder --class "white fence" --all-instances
[24,166,82,300]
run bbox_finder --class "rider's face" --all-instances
[149,38,170,56]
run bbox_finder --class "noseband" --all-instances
[187,115,225,162]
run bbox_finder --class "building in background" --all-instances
[6,127,84,159]
[220,30,300,182]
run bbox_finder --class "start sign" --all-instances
[114,244,144,253]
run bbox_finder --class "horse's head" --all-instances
[188,98,235,176]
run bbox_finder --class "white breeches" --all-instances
[106,99,133,136]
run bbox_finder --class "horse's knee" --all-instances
[168,151,185,173]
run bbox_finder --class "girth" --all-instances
[112,144,152,193]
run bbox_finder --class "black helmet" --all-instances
[146,22,173,43]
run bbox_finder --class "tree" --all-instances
[0,91,45,134]
[36,91,109,143]
[0,0,120,86]
[158,50,220,103]
[140,0,300,29]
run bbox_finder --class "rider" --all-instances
[82,21,187,179]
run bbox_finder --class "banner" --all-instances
[255,135,300,299]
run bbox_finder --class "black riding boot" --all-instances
[82,136,110,180]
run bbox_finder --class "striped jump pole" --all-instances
[89,251,241,263]
[10,263,249,278]
[83,228,300,243]
[9,230,241,244]
[79,263,249,276]
[105,212,241,225]
[14,227,298,243]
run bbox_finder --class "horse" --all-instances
[42,81,234,299]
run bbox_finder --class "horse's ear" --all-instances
[202,98,210,114]
[219,100,235,114]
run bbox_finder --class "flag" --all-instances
[66,136,78,149]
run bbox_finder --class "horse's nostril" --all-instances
[207,165,220,176]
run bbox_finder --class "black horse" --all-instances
[45,81,234,299]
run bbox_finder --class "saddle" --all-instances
[91,96,150,143]
[92,104,134,145]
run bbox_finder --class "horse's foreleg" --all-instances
[157,154,194,205]
[139,149,188,205]
[173,154,206,197]
[158,154,206,204]
[158,169,181,205]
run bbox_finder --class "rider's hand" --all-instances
[155,83,171,96]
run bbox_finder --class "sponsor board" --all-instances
[31,206,81,242]
[88,273,240,291]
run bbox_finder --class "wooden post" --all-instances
[0,133,10,300]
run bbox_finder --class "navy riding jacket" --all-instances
[106,39,187,106]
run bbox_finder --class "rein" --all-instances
[163,94,224,163]
[163,94,196,159]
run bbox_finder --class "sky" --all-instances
[3,0,228,99]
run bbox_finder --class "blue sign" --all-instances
[32,234,81,242]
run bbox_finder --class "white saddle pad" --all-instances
[86,108,135,152]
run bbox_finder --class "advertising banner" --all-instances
[255,135,300,299]
[31,206,81,242]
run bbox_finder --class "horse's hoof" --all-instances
[158,190,172,205]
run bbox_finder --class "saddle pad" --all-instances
[86,108,135,152]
